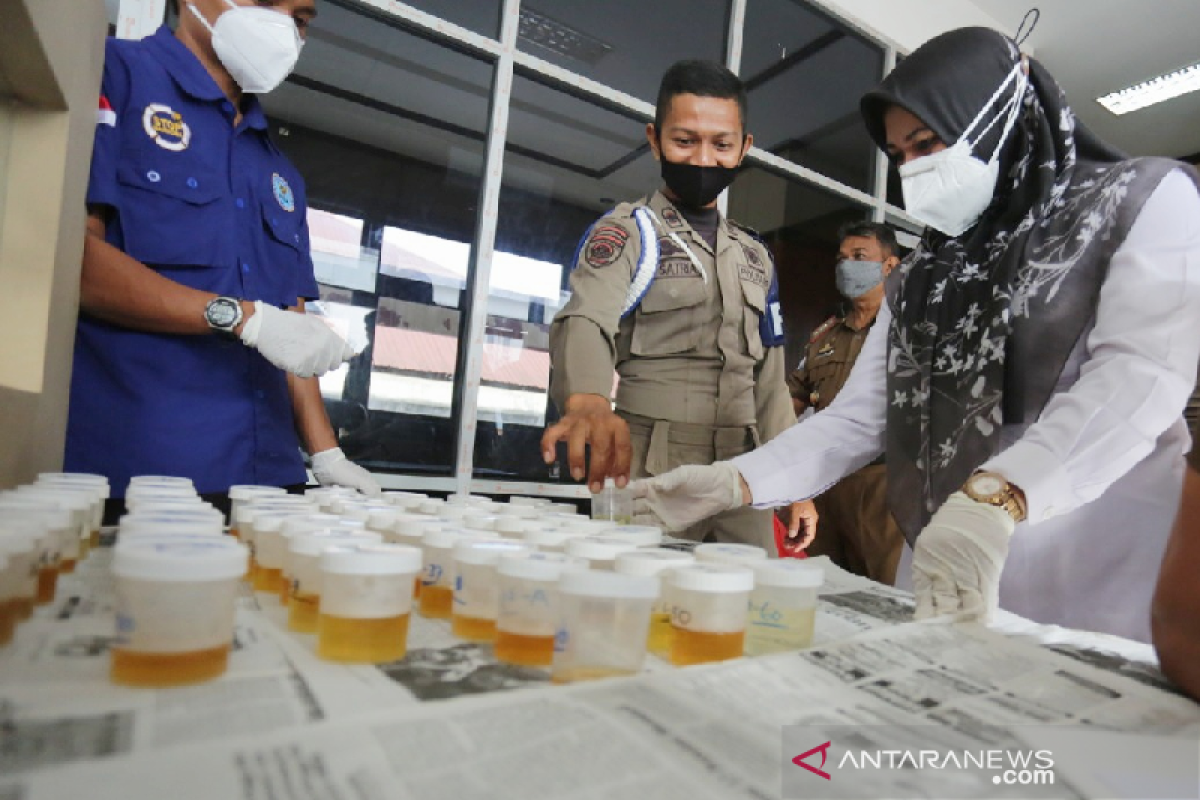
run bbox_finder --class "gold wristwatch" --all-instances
[962,471,1028,522]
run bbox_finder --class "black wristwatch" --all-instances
[204,296,244,338]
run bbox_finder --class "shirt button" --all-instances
[186,177,198,189]
[146,170,161,183]
[236,198,245,209]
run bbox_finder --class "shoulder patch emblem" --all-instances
[142,103,191,151]
[585,225,629,268]
[272,173,296,212]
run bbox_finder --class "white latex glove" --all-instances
[311,447,381,496]
[911,491,1016,623]
[238,301,355,378]
[629,462,744,532]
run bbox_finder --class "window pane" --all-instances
[728,168,871,373]
[472,75,658,480]
[515,1,731,104]
[741,0,884,194]
[344,0,501,39]
[265,2,493,475]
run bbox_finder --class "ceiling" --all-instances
[969,0,1200,160]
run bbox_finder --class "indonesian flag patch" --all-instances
[97,95,116,127]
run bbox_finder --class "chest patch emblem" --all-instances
[142,103,191,151]
[272,173,296,212]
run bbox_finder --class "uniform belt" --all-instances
[620,411,757,446]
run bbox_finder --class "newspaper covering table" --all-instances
[1,546,1196,799]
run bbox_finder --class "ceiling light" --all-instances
[518,7,613,66]
[1097,61,1200,115]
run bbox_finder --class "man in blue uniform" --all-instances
[67,0,379,512]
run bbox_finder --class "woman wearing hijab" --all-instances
[629,26,1200,643]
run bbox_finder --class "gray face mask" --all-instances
[835,260,885,299]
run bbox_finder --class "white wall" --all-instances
[812,0,1015,53]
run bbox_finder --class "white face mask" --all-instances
[189,0,304,94]
[898,63,1027,238]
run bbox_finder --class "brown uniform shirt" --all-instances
[787,313,875,413]
[549,190,794,444]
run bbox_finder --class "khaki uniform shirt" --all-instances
[549,190,794,444]
[786,313,874,413]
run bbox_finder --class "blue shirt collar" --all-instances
[144,26,269,130]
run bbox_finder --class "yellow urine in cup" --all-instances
[450,613,496,643]
[110,644,230,687]
[418,584,453,619]
[59,558,77,574]
[316,613,409,663]
[12,596,33,621]
[647,611,674,657]
[669,627,745,666]
[254,567,284,595]
[288,591,320,633]
[743,605,816,657]
[36,567,59,604]
[494,630,554,667]
[413,576,421,600]
[90,529,102,549]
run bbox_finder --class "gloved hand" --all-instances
[629,462,744,532]
[238,301,355,378]
[911,491,1015,623]
[311,447,381,496]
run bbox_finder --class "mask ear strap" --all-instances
[187,2,216,34]
[961,63,1027,163]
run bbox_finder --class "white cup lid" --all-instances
[320,543,422,575]
[415,499,446,515]
[670,563,755,593]
[556,519,618,535]
[453,539,533,565]
[15,488,92,511]
[493,517,530,535]
[422,528,487,549]
[447,494,491,506]
[463,514,498,532]
[521,528,585,547]
[498,551,587,581]
[367,509,401,529]
[254,510,318,533]
[228,485,287,501]
[433,505,471,521]
[112,539,248,581]
[752,560,824,588]
[614,548,695,577]
[565,536,640,561]
[120,519,224,538]
[289,530,382,556]
[39,472,108,485]
[605,525,663,546]
[382,491,428,509]
[694,543,769,565]
[129,475,194,487]
[280,514,346,536]
[0,502,73,529]
[394,517,447,537]
[0,529,39,555]
[558,569,658,599]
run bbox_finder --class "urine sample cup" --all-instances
[316,544,423,663]
[494,552,587,667]
[551,570,658,684]
[507,496,551,508]
[278,516,367,602]
[250,510,320,594]
[668,564,754,667]
[564,535,640,570]
[614,548,695,657]
[451,539,536,642]
[110,538,248,686]
[0,529,37,623]
[591,478,633,524]
[693,542,769,568]
[227,486,287,536]
[37,473,108,548]
[462,512,498,533]
[285,529,382,631]
[745,561,823,656]
[0,504,70,604]
[13,489,90,570]
[120,513,224,540]
[418,529,485,619]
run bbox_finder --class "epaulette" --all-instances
[728,220,774,264]
[808,316,839,344]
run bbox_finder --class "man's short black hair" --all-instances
[837,221,898,257]
[654,60,747,134]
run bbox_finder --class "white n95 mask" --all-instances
[189,0,304,94]
[899,63,1027,238]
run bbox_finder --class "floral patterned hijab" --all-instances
[860,27,1198,541]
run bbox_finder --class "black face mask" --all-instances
[659,157,741,209]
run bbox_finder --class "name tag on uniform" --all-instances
[816,342,835,358]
